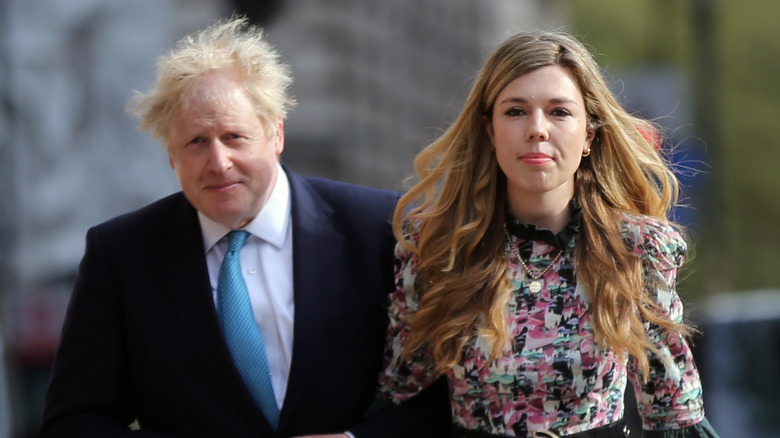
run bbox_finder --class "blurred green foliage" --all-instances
[568,0,780,298]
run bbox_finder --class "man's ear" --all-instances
[274,120,285,156]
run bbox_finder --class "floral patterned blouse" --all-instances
[378,211,719,437]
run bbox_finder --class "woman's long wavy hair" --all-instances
[394,31,693,380]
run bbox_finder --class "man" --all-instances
[40,17,449,438]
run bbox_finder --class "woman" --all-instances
[378,31,719,438]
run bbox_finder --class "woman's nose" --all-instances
[526,112,549,141]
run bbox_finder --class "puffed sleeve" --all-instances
[622,216,720,437]
[376,239,441,405]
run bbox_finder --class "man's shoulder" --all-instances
[92,192,193,233]
[286,170,400,235]
[302,174,400,202]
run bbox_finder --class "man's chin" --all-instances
[209,208,257,229]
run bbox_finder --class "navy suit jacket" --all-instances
[41,168,450,437]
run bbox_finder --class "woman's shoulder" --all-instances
[619,212,687,270]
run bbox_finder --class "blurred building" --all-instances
[700,290,780,437]
[265,0,568,190]
[1,330,10,438]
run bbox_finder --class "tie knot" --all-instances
[226,230,250,253]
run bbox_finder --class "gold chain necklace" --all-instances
[504,229,563,294]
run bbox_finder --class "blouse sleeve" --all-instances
[622,217,719,437]
[376,240,441,405]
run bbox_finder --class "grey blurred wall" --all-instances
[1,331,10,438]
[267,0,568,190]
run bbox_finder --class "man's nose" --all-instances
[207,140,233,172]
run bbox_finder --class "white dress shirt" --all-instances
[199,163,294,409]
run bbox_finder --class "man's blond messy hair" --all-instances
[127,16,295,147]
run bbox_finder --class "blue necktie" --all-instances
[217,230,280,429]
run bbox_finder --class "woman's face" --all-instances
[486,65,594,207]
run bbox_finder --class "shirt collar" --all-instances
[505,197,582,249]
[200,162,291,252]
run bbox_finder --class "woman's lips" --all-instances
[520,153,553,166]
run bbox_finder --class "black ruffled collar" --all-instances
[504,198,582,249]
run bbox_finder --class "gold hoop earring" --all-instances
[582,147,591,157]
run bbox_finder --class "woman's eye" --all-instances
[506,108,525,117]
[551,108,571,117]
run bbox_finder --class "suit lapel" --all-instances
[278,169,345,428]
[154,195,273,431]
[152,176,348,433]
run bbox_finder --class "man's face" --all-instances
[166,70,284,229]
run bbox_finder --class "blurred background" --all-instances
[1,0,778,436]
